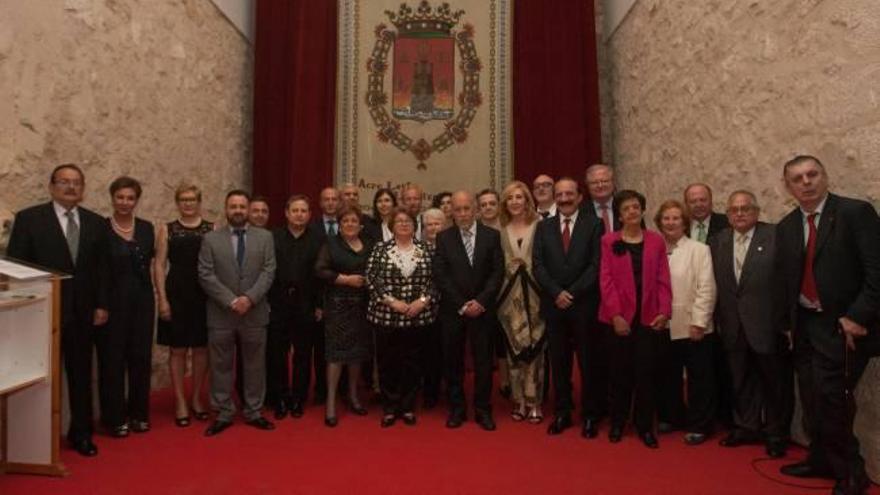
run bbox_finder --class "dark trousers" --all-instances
[314,322,327,399]
[609,325,667,433]
[420,320,443,402]
[659,334,718,434]
[96,291,155,427]
[712,332,736,429]
[290,314,319,404]
[794,309,869,480]
[375,324,422,415]
[443,313,493,415]
[62,316,97,442]
[547,308,602,419]
[265,317,291,406]
[726,334,793,439]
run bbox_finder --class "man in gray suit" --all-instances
[199,190,277,436]
[709,190,792,458]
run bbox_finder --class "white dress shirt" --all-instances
[592,200,614,231]
[558,208,579,234]
[53,201,79,236]
[689,215,714,241]
[798,194,828,309]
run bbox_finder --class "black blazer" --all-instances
[581,202,622,234]
[433,223,504,314]
[7,202,110,325]
[710,222,783,354]
[532,210,602,316]
[776,193,880,357]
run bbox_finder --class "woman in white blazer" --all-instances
[655,200,718,446]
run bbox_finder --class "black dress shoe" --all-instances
[608,424,623,443]
[401,412,417,426]
[765,438,787,458]
[246,417,275,430]
[204,420,233,437]
[109,424,129,438]
[832,474,869,495]
[381,414,397,428]
[129,420,150,433]
[445,413,465,429]
[683,432,707,446]
[289,401,304,418]
[640,431,659,449]
[274,401,289,420]
[475,412,496,431]
[546,415,572,435]
[581,419,599,439]
[719,429,760,447]
[780,461,833,479]
[69,438,98,457]
[324,416,338,428]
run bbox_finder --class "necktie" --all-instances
[696,222,707,243]
[800,213,820,304]
[65,210,79,264]
[462,229,474,266]
[561,218,571,254]
[327,220,337,236]
[234,229,246,268]
[734,233,748,283]
[600,204,612,234]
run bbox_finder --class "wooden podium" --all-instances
[0,258,67,477]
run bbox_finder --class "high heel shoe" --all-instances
[349,400,368,416]
[527,407,544,424]
[324,416,338,428]
[380,414,396,428]
[191,404,210,421]
[401,412,417,426]
[175,416,191,427]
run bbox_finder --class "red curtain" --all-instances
[512,0,602,184]
[253,1,601,218]
[252,0,337,224]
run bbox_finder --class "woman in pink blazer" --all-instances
[599,190,672,449]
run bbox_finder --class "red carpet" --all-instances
[2,380,877,495]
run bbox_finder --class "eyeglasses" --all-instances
[727,206,756,215]
[588,180,612,187]
[177,197,199,204]
[53,179,83,187]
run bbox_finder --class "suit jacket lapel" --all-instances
[450,227,471,270]
[814,194,836,258]
[568,214,588,257]
[717,230,737,291]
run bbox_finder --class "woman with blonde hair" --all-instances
[496,181,546,423]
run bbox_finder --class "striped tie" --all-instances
[65,210,79,264]
[462,229,474,266]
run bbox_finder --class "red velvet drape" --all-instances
[252,0,337,224]
[253,1,601,217]
[512,0,603,184]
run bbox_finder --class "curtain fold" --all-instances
[512,0,602,184]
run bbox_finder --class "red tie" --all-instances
[562,218,571,254]
[600,204,612,233]
[800,213,820,304]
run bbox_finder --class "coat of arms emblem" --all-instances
[367,1,483,169]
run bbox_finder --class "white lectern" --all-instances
[0,258,67,476]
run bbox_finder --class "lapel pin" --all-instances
[757,246,763,252]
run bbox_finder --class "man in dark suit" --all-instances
[776,156,880,495]
[583,163,621,234]
[685,182,735,430]
[198,190,276,436]
[7,163,110,457]
[434,191,504,431]
[684,183,730,243]
[533,177,603,437]
[710,190,792,459]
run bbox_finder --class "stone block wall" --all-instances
[0,0,253,389]
[599,0,880,481]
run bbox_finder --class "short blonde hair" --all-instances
[175,182,202,202]
[653,200,690,232]
[499,180,539,226]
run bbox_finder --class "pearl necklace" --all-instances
[111,216,134,234]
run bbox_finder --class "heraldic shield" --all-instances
[392,30,455,122]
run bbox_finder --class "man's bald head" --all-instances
[451,190,476,229]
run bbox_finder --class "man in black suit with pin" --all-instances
[434,190,504,431]
[776,155,880,495]
[7,163,110,457]
[533,177,603,437]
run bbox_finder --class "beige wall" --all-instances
[0,0,253,388]
[599,0,880,481]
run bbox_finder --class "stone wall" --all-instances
[0,0,253,388]
[600,0,880,481]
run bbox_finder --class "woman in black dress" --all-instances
[154,183,214,427]
[97,176,156,437]
[315,205,373,427]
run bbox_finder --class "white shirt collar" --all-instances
[229,224,249,234]
[593,199,612,211]
[799,194,829,218]
[459,221,477,236]
[559,208,579,223]
[734,225,756,241]
[53,201,78,218]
